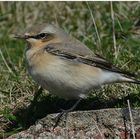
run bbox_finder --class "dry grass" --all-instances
[0,1,140,138]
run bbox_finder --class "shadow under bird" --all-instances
[15,23,140,125]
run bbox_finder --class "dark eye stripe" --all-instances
[33,33,49,39]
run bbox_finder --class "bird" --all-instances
[15,23,140,124]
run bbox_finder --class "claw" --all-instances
[53,98,82,128]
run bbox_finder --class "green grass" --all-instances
[0,1,140,138]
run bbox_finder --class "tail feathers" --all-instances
[121,76,140,84]
[129,79,140,84]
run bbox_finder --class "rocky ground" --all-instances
[8,108,140,139]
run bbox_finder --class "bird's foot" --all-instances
[53,108,72,128]
[53,98,82,128]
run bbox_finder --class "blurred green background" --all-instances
[0,1,140,138]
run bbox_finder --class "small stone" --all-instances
[35,124,42,132]
[136,128,140,139]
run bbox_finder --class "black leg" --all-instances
[53,98,82,128]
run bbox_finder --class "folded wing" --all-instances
[45,43,136,77]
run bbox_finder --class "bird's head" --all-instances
[14,23,68,48]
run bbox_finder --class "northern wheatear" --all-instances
[15,23,140,115]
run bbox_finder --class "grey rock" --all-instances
[8,108,140,139]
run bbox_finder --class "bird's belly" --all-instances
[28,58,103,99]
[29,55,121,99]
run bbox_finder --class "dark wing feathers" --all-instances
[45,43,136,77]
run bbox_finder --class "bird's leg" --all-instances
[53,98,82,128]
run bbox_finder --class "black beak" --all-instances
[13,34,30,40]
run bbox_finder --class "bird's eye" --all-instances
[34,33,46,39]
[39,33,46,38]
